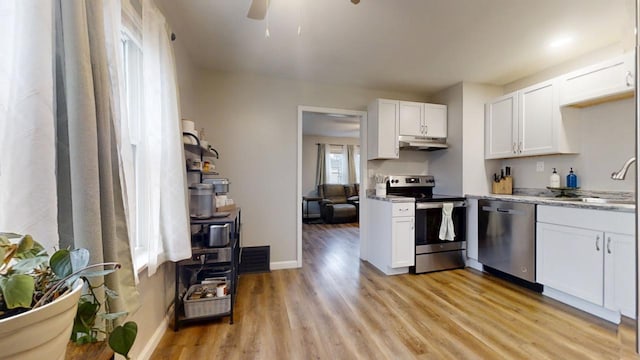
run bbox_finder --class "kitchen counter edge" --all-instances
[367,195,416,203]
[466,194,635,213]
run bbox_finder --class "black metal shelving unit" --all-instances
[173,209,241,330]
[175,133,240,330]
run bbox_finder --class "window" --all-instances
[325,144,360,184]
[121,2,145,269]
[327,145,347,184]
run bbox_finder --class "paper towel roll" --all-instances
[182,119,195,132]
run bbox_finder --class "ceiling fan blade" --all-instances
[247,0,269,20]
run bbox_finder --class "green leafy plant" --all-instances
[0,233,137,359]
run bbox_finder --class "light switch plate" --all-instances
[536,161,544,172]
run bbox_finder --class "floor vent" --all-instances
[240,246,270,274]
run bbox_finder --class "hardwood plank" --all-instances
[151,223,639,359]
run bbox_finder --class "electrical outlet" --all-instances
[536,161,544,172]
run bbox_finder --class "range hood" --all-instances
[398,136,448,151]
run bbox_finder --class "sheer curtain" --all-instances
[0,0,59,252]
[141,0,191,276]
[315,143,327,187]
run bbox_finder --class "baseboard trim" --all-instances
[465,258,483,271]
[543,286,621,324]
[137,308,171,360]
[270,260,300,270]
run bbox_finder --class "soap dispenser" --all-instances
[549,168,560,188]
[567,168,577,188]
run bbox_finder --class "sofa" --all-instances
[317,184,359,223]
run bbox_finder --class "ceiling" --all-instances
[156,0,633,94]
[302,112,360,138]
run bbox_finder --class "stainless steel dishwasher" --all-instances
[478,200,536,283]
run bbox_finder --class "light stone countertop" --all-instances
[466,194,635,213]
[367,194,416,203]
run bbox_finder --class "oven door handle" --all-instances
[416,201,466,210]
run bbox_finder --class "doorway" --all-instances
[296,106,368,268]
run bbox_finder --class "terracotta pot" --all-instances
[0,279,83,360]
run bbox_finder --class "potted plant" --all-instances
[0,233,137,359]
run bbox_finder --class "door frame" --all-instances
[296,105,368,267]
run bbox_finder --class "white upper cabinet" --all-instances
[399,101,447,139]
[368,99,399,160]
[485,93,519,159]
[485,79,578,159]
[399,101,423,136]
[518,80,558,156]
[424,103,447,138]
[560,52,635,107]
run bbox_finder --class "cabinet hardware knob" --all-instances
[596,236,600,251]
[607,237,612,254]
[626,71,634,87]
[513,142,517,154]
[518,141,523,153]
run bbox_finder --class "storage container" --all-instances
[203,178,229,194]
[184,284,230,319]
[189,183,214,219]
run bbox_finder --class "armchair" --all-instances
[317,184,358,223]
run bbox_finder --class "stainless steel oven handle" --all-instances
[416,201,466,210]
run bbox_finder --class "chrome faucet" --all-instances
[611,157,636,180]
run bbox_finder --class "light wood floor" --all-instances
[152,223,639,359]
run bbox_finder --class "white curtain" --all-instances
[0,0,59,253]
[141,0,191,276]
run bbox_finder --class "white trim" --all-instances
[135,308,170,360]
[297,106,368,269]
[465,258,483,271]
[270,260,300,270]
[543,286,621,324]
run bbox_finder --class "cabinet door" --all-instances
[368,99,399,159]
[424,103,447,139]
[560,52,634,107]
[485,93,517,159]
[604,232,636,318]
[399,101,423,137]
[536,223,604,306]
[518,80,557,156]
[392,216,415,268]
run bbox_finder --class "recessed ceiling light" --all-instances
[549,36,573,49]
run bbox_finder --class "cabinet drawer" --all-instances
[537,205,634,234]
[392,203,415,217]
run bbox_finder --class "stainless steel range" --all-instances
[386,175,467,274]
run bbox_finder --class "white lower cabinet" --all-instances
[368,199,415,275]
[536,223,604,306]
[604,232,636,318]
[536,205,636,322]
[392,216,414,267]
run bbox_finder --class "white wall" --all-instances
[302,135,359,215]
[367,150,431,187]
[461,83,503,195]
[192,70,425,264]
[429,82,503,196]
[429,83,463,195]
